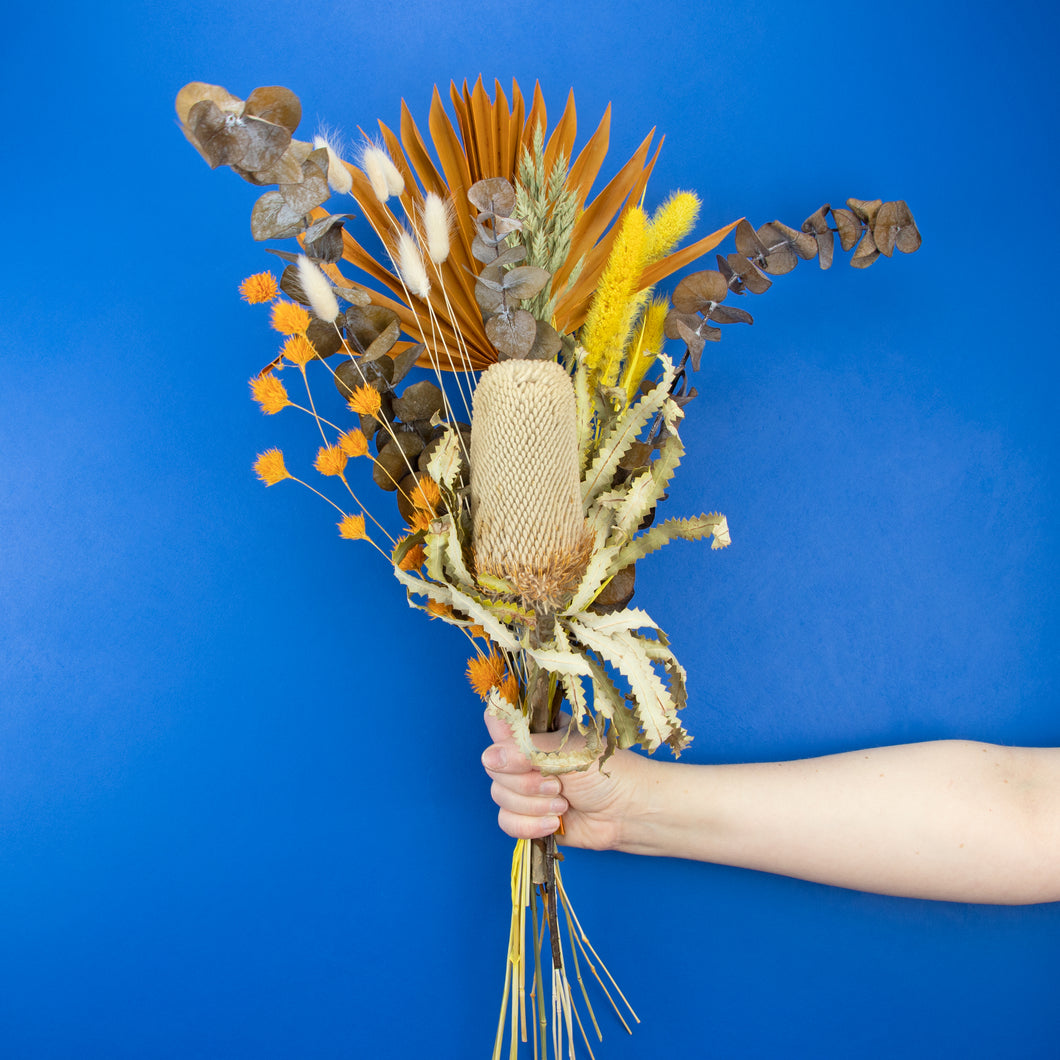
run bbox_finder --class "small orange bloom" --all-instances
[270,300,311,336]
[338,513,367,540]
[347,383,382,417]
[253,448,290,486]
[239,271,279,304]
[466,651,507,700]
[249,373,290,415]
[498,672,521,706]
[314,444,348,477]
[407,509,433,533]
[409,473,441,513]
[313,443,347,476]
[398,542,426,571]
[281,335,316,367]
[338,428,369,458]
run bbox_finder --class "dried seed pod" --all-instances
[734,218,769,262]
[874,200,922,256]
[486,309,538,359]
[393,380,446,422]
[847,198,882,225]
[802,205,834,269]
[754,222,799,275]
[470,360,593,611]
[832,208,863,252]
[850,227,881,268]
[719,252,772,294]
[588,563,636,614]
[672,271,728,313]
[373,432,426,491]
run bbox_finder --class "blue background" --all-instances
[2,1,1057,1057]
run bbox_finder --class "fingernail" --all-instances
[481,746,506,769]
[539,779,561,796]
[550,798,568,814]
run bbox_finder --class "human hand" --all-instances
[480,709,646,851]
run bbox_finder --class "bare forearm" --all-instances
[619,741,1060,904]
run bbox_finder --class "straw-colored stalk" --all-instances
[470,360,593,612]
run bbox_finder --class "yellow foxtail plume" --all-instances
[645,191,700,264]
[620,296,670,403]
[580,206,650,389]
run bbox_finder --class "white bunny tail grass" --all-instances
[296,255,340,322]
[422,192,453,264]
[312,135,353,195]
[470,359,593,611]
[396,229,431,299]
[361,143,404,202]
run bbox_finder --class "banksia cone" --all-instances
[470,360,593,611]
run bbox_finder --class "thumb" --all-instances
[483,706,515,746]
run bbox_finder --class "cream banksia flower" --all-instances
[470,359,593,611]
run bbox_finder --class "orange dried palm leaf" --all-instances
[523,82,548,153]
[374,122,425,214]
[507,80,526,177]
[493,79,510,179]
[637,219,743,288]
[397,103,476,272]
[552,128,659,303]
[429,87,475,249]
[566,103,612,211]
[449,81,478,179]
[468,78,496,181]
[544,88,578,174]
[555,138,664,331]
[398,101,448,195]
[334,202,488,370]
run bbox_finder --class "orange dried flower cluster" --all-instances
[253,448,290,486]
[398,541,426,571]
[239,271,279,304]
[270,300,311,336]
[338,428,369,458]
[409,473,441,513]
[338,513,367,540]
[249,373,290,414]
[408,509,434,533]
[466,651,507,700]
[315,444,348,477]
[498,672,520,706]
[347,383,382,416]
[281,334,316,367]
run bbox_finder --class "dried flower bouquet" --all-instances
[176,76,920,1057]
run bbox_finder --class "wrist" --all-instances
[612,755,677,856]
[613,758,716,858]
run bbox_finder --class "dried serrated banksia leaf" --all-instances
[470,360,593,610]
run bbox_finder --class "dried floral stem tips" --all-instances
[249,373,290,414]
[253,448,290,486]
[337,513,367,540]
[239,272,279,304]
[270,300,311,336]
[466,651,507,700]
[470,360,593,611]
